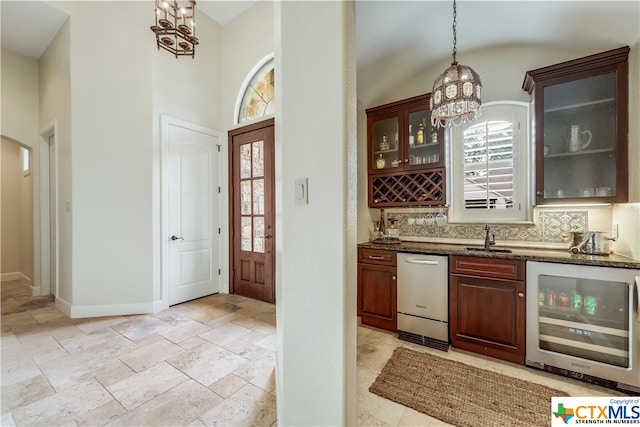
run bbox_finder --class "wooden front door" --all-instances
[229,119,275,304]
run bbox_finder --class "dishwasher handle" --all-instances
[404,258,440,265]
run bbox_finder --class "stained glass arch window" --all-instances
[236,54,274,124]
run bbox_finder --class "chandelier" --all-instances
[150,0,199,58]
[430,0,481,128]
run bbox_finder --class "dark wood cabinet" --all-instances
[366,94,446,207]
[449,256,526,364]
[523,46,629,204]
[357,248,397,332]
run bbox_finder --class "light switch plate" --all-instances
[295,178,309,205]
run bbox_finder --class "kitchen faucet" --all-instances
[484,225,496,250]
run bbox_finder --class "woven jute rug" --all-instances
[369,347,568,427]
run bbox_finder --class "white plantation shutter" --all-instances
[450,102,531,223]
[463,120,514,209]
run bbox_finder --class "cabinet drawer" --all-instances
[358,248,397,266]
[450,256,525,281]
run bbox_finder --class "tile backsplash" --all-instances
[375,207,610,249]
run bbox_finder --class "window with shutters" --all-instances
[449,102,532,223]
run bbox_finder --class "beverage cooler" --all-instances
[526,261,640,393]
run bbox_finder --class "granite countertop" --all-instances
[358,240,640,269]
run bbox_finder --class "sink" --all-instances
[465,247,512,253]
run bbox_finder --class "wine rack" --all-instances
[369,169,445,207]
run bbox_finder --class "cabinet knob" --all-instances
[404,159,409,163]
[518,292,525,298]
[536,191,543,196]
[392,275,397,280]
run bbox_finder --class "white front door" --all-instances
[167,121,220,305]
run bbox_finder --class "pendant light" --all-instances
[430,0,482,128]
[150,0,199,58]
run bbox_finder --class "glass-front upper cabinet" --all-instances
[405,105,442,170]
[366,94,443,174]
[523,47,629,204]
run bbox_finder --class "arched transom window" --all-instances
[236,55,274,124]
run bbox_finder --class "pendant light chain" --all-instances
[430,0,482,127]
[452,0,457,65]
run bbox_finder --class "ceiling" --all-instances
[2,1,639,104]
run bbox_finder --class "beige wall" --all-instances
[1,139,34,281]
[0,49,40,147]
[1,48,40,285]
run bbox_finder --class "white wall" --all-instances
[275,1,357,424]
[219,0,274,293]
[39,1,223,316]
[150,8,223,304]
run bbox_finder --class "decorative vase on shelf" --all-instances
[416,123,424,144]
[379,135,389,151]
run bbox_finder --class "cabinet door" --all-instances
[357,263,397,332]
[404,105,443,170]
[524,47,629,204]
[368,112,402,174]
[450,274,525,364]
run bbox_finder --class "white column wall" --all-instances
[275,1,357,425]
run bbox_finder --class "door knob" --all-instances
[171,235,184,241]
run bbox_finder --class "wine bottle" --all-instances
[408,125,414,146]
[416,122,424,144]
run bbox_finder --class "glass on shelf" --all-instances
[371,117,399,170]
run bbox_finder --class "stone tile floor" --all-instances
[1,279,623,426]
[1,280,277,426]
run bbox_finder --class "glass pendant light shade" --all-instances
[430,61,482,128]
[430,0,482,128]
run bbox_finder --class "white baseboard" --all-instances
[55,296,72,317]
[1,272,32,284]
[31,286,41,296]
[67,301,157,319]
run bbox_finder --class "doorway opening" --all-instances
[38,126,58,297]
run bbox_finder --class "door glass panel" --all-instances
[536,274,629,368]
[241,216,252,251]
[253,217,265,253]
[252,141,264,177]
[372,117,399,170]
[253,179,264,215]
[542,72,617,199]
[240,181,252,215]
[240,144,252,179]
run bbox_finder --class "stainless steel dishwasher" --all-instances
[397,253,449,351]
